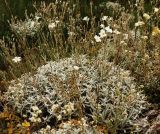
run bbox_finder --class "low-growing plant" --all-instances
[3,55,147,133]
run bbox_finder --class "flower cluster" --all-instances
[33,118,102,134]
[10,17,41,36]
[135,21,145,27]
[28,106,42,123]
[94,22,113,42]
[48,20,60,31]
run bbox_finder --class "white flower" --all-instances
[108,17,113,21]
[57,115,62,121]
[29,117,37,122]
[62,122,71,129]
[141,36,148,40]
[12,57,21,63]
[23,114,27,118]
[91,40,94,44]
[37,109,42,114]
[55,20,60,24]
[143,13,150,20]
[94,35,101,42]
[152,27,160,36]
[64,102,74,114]
[31,112,38,118]
[99,29,107,38]
[120,41,126,44]
[113,29,121,34]
[37,118,42,123]
[30,21,35,28]
[31,106,39,111]
[102,16,108,21]
[68,32,75,36]
[73,66,79,70]
[50,129,56,134]
[105,26,112,33]
[154,8,159,13]
[144,54,149,59]
[79,118,88,127]
[123,33,128,40]
[35,16,41,21]
[48,23,56,30]
[82,16,89,21]
[46,125,51,130]
[100,24,105,28]
[135,21,145,27]
[62,110,67,115]
[51,104,59,112]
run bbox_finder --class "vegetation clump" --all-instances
[4,55,147,133]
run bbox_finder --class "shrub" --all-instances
[3,55,147,133]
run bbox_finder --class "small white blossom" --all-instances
[48,23,56,30]
[73,66,79,70]
[23,114,27,118]
[64,102,74,114]
[141,36,148,40]
[102,16,108,21]
[113,29,121,34]
[37,118,42,123]
[55,20,60,24]
[61,122,71,129]
[51,104,59,112]
[154,7,159,13]
[143,13,150,20]
[99,29,107,38]
[37,109,42,114]
[94,35,101,42]
[31,106,39,111]
[123,33,128,40]
[57,115,62,121]
[68,32,75,36]
[135,21,145,27]
[91,40,94,44]
[81,118,88,127]
[12,57,21,63]
[152,27,160,36]
[50,129,56,134]
[105,26,112,33]
[144,54,149,59]
[35,16,41,21]
[108,17,113,21]
[46,125,51,130]
[29,117,37,122]
[82,16,89,21]
[120,41,126,44]
[62,110,67,115]
[31,112,38,118]
[30,21,35,28]
[100,24,105,28]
